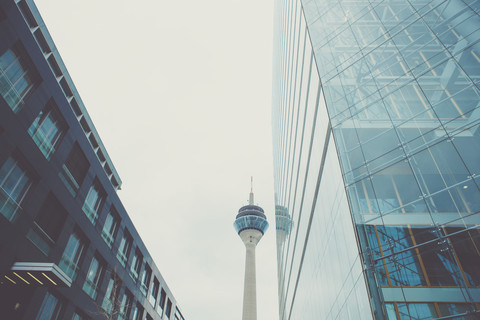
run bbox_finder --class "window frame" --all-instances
[0,156,32,222]
[59,143,89,196]
[28,100,66,159]
[118,290,133,320]
[59,232,85,281]
[82,256,104,300]
[0,44,38,112]
[129,250,143,281]
[101,274,121,315]
[140,264,151,296]
[35,292,62,320]
[116,231,132,267]
[101,209,119,248]
[82,181,104,225]
[149,277,160,307]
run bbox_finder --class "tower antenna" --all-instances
[249,177,254,205]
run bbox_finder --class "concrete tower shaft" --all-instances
[239,229,263,320]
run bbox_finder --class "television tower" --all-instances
[233,178,268,320]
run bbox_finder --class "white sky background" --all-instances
[34,0,278,319]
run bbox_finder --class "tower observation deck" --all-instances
[233,179,268,320]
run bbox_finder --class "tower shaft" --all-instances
[242,242,257,320]
[239,229,263,320]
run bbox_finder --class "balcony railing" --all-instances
[26,222,54,256]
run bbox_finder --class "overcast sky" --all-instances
[33,0,278,319]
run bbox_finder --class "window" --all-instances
[59,144,89,196]
[0,156,32,222]
[159,288,166,316]
[101,209,119,248]
[72,311,87,320]
[82,181,104,225]
[35,292,62,320]
[129,250,143,281]
[149,277,159,307]
[102,275,121,315]
[166,299,172,320]
[175,308,185,320]
[59,232,85,281]
[116,231,132,267]
[82,256,104,300]
[26,193,66,255]
[28,102,66,159]
[131,303,143,320]
[0,46,36,112]
[118,290,133,320]
[140,264,151,296]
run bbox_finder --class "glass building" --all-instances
[272,0,480,319]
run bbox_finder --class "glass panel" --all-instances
[82,184,103,225]
[0,157,31,222]
[82,257,102,300]
[101,211,118,248]
[35,292,62,320]
[0,48,33,111]
[59,233,84,280]
[116,233,131,267]
[28,106,64,159]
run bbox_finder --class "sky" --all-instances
[33,0,278,320]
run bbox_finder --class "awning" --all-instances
[1,262,71,287]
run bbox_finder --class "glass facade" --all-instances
[272,0,480,319]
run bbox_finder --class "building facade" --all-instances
[0,1,185,320]
[272,0,480,319]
